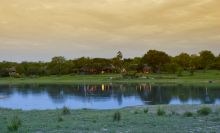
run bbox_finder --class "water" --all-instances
[0,83,219,110]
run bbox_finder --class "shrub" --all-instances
[62,106,70,115]
[113,111,121,122]
[134,110,138,114]
[144,108,149,114]
[157,108,166,116]
[58,115,64,122]
[184,112,193,117]
[197,107,212,116]
[7,116,22,132]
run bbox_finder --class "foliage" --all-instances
[215,54,220,70]
[58,115,64,122]
[134,110,139,114]
[112,51,124,72]
[0,50,219,77]
[113,111,121,122]
[199,50,215,69]
[190,54,201,70]
[157,108,166,116]
[175,53,191,70]
[48,56,66,75]
[141,50,170,72]
[197,107,212,116]
[164,63,180,74]
[62,106,71,115]
[7,116,22,132]
[183,112,193,117]
[144,108,149,114]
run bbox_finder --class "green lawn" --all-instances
[0,70,220,85]
[0,105,220,133]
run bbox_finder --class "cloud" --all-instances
[0,0,219,61]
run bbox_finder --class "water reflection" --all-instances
[0,84,219,110]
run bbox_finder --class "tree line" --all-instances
[0,50,220,77]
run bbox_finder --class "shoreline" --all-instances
[1,104,219,112]
[0,73,220,85]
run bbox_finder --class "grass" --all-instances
[1,105,219,133]
[0,70,219,85]
[7,116,22,132]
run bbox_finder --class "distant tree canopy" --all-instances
[214,54,220,70]
[0,50,219,77]
[175,53,191,70]
[48,56,66,75]
[141,50,170,72]
[199,50,215,69]
[112,51,124,72]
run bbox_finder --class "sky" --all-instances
[0,0,220,62]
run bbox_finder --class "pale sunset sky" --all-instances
[0,0,219,62]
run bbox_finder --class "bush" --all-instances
[157,108,166,116]
[62,106,70,115]
[58,115,64,122]
[184,112,193,117]
[144,108,149,114]
[7,116,22,132]
[134,110,138,114]
[113,111,121,122]
[197,107,212,116]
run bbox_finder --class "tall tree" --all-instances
[215,54,220,70]
[142,50,170,72]
[116,51,123,60]
[190,54,201,70]
[199,50,215,69]
[48,56,66,75]
[175,53,190,70]
[112,51,124,72]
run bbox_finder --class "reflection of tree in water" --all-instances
[45,84,141,105]
[46,85,67,103]
[137,85,172,105]
[0,84,220,105]
[0,84,14,97]
[137,84,220,105]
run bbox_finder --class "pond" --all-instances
[0,83,219,110]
